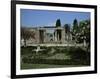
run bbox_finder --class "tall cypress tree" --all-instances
[72,19,78,42]
[56,19,61,27]
[73,19,78,30]
[55,19,61,41]
[64,24,70,33]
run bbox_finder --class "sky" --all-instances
[21,9,90,27]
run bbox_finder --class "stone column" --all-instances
[55,31,57,42]
[36,28,40,44]
[61,28,65,44]
[43,29,46,43]
[53,32,54,42]
[70,33,72,41]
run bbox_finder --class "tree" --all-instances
[55,19,62,41]
[72,19,79,42]
[64,24,70,33]
[78,20,90,48]
[72,19,90,48]
[56,19,61,27]
[73,19,78,30]
[21,27,35,46]
[64,24,71,41]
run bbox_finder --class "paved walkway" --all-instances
[27,43,85,47]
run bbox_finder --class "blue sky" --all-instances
[21,9,90,27]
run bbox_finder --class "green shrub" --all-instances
[21,46,90,65]
[68,47,90,65]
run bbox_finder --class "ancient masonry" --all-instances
[21,26,73,45]
[32,26,72,44]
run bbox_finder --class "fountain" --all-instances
[32,45,45,54]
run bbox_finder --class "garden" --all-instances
[21,46,90,69]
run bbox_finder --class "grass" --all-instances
[21,46,90,69]
[21,63,86,69]
[21,63,67,69]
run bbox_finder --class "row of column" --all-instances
[35,28,72,44]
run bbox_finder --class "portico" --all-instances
[34,26,71,44]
